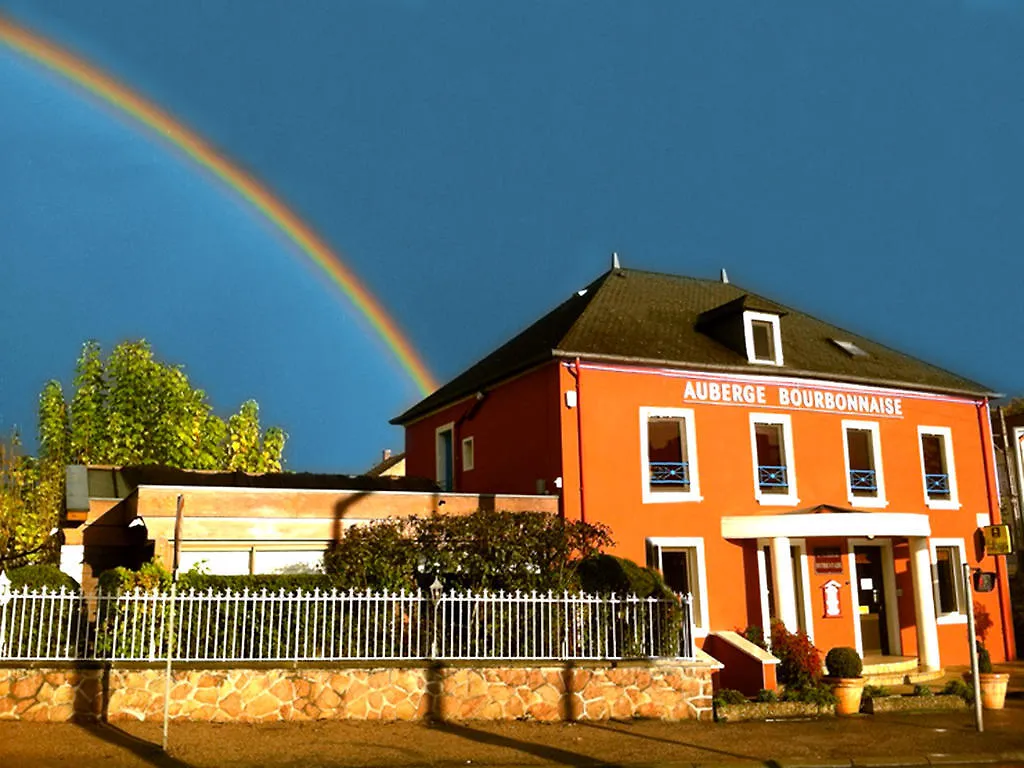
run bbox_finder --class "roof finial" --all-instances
[720,268,729,284]
[611,251,621,270]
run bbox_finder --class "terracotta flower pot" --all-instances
[826,677,864,716]
[964,673,1010,710]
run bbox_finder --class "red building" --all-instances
[393,264,1015,674]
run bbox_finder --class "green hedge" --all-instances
[7,564,79,592]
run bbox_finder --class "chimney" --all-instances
[382,449,392,461]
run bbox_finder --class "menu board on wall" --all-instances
[813,547,843,575]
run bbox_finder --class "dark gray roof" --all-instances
[394,268,995,425]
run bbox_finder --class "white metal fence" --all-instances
[0,586,695,663]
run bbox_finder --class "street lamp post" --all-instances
[429,576,443,659]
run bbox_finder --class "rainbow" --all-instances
[0,13,437,396]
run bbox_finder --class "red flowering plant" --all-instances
[770,620,824,690]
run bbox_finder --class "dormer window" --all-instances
[743,311,783,366]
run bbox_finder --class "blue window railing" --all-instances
[650,461,690,488]
[926,473,950,496]
[849,469,877,493]
[758,465,788,491]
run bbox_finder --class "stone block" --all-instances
[51,685,75,705]
[48,703,74,722]
[193,686,219,705]
[572,669,593,690]
[367,671,391,689]
[535,684,560,706]
[611,696,634,720]
[366,691,383,711]
[328,673,350,692]
[19,703,50,722]
[395,670,422,693]
[247,693,282,720]
[584,698,609,720]
[11,675,42,700]
[220,692,243,718]
[504,695,525,719]
[395,698,418,720]
[499,669,527,686]
[526,701,559,721]
[315,687,341,710]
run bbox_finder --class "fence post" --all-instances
[0,572,10,659]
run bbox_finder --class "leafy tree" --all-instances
[45,339,286,470]
[323,510,613,592]
[6,340,287,565]
[0,434,56,567]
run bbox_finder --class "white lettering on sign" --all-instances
[683,379,903,417]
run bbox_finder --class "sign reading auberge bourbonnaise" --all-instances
[682,379,904,417]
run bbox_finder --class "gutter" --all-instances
[552,350,1001,401]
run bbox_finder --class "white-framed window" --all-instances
[749,413,798,505]
[461,436,475,472]
[640,407,702,503]
[435,422,455,491]
[646,537,709,637]
[842,420,887,508]
[929,538,968,624]
[918,426,959,510]
[743,311,784,366]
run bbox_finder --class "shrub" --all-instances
[779,683,837,707]
[825,647,863,679]
[756,688,778,703]
[7,564,78,591]
[770,621,823,689]
[977,642,993,674]
[576,554,672,599]
[862,684,890,699]
[912,684,934,697]
[738,624,767,650]
[942,679,974,702]
[713,689,747,706]
[577,554,682,658]
[98,560,171,593]
[323,510,612,593]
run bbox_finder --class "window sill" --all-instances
[756,494,800,507]
[936,613,968,626]
[642,492,704,505]
[847,495,888,509]
[925,499,962,511]
[693,627,709,639]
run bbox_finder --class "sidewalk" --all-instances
[1,702,1023,768]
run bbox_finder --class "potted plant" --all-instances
[824,646,864,716]
[965,641,1010,710]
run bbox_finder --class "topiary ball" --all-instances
[825,646,863,678]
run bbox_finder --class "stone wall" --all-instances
[0,662,714,723]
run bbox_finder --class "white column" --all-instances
[909,536,941,671]
[771,536,800,633]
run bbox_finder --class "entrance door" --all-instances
[854,546,889,656]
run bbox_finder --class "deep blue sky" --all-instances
[1,1,1022,472]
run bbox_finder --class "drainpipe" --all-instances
[977,399,1016,660]
[567,358,586,524]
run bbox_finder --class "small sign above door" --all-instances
[813,547,843,574]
